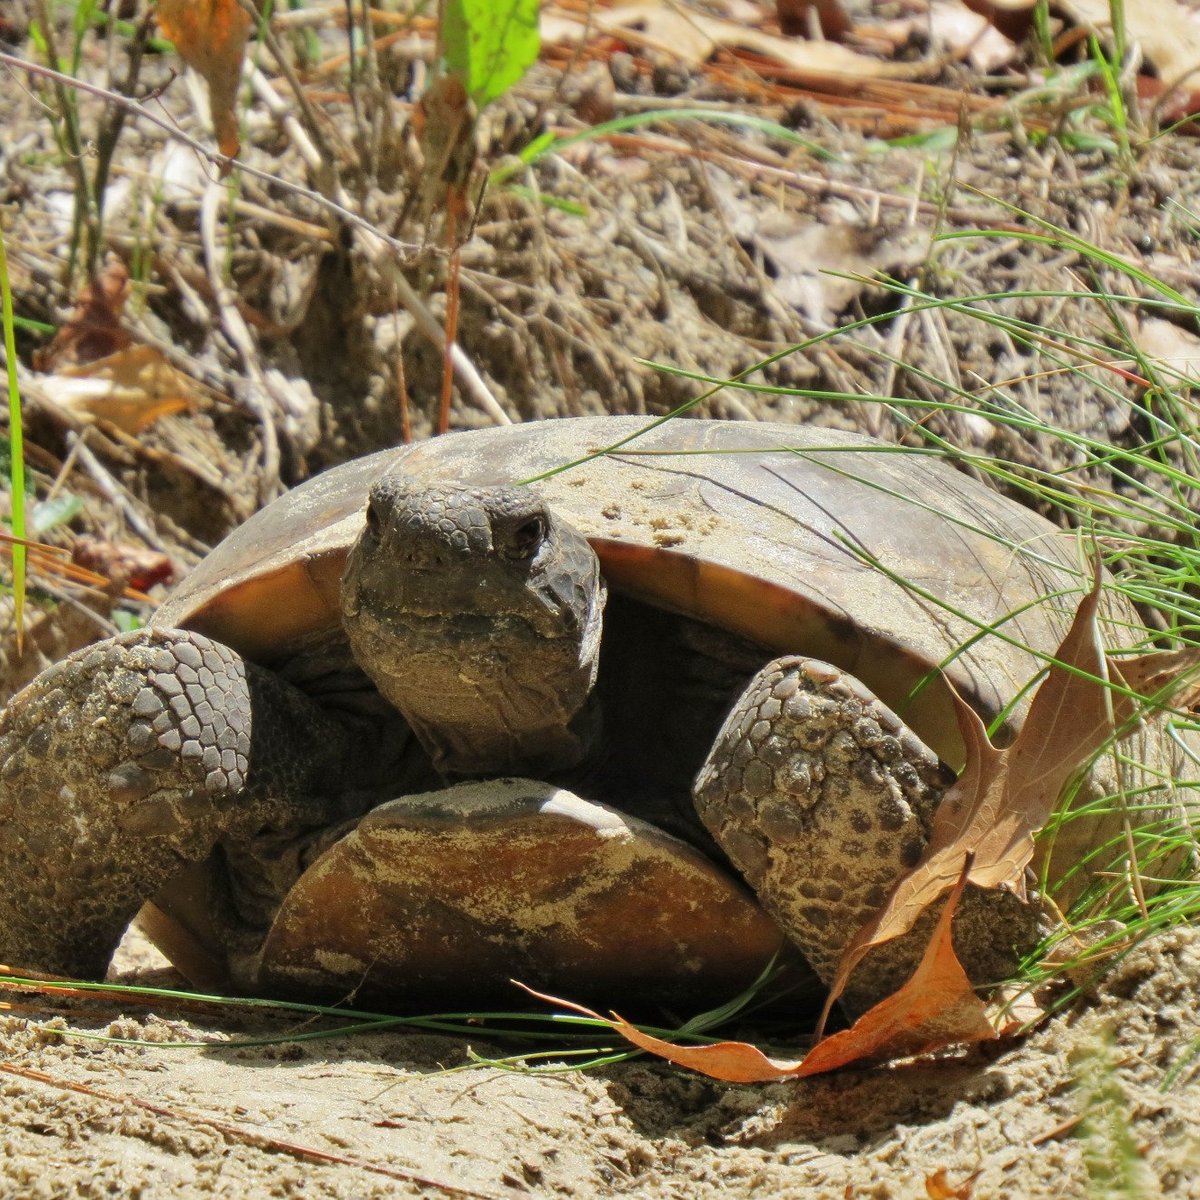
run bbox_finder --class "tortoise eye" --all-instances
[500,515,546,561]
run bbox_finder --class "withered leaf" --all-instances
[72,536,175,594]
[968,0,1200,98]
[34,260,131,371]
[1112,648,1200,716]
[157,0,251,169]
[589,0,905,77]
[40,344,200,434]
[793,857,995,1076]
[824,565,1113,1009]
[523,859,995,1081]
[412,75,478,226]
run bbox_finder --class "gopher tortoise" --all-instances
[0,417,1187,1013]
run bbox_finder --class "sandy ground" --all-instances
[0,927,1197,1198]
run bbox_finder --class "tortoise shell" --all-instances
[158,416,1100,769]
[147,417,1132,1005]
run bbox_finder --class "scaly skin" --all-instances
[0,629,353,978]
[695,657,1046,1013]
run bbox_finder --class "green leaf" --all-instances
[113,609,146,634]
[442,0,540,106]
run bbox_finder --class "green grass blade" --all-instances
[0,225,26,640]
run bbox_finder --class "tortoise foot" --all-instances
[694,657,1045,1013]
[0,629,346,979]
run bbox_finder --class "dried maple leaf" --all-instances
[157,0,251,169]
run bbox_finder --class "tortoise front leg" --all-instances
[0,629,352,979]
[694,657,1044,1014]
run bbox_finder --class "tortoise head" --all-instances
[340,476,606,777]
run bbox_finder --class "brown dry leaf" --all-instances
[609,1020,810,1084]
[985,982,1047,1037]
[71,537,175,594]
[579,0,913,78]
[926,1165,978,1199]
[518,983,812,1083]
[409,73,479,433]
[33,260,131,371]
[969,0,1200,98]
[825,559,1130,1010]
[39,345,200,435]
[157,0,251,169]
[525,859,995,1082]
[790,859,996,1075]
[411,75,479,230]
[1112,646,1200,719]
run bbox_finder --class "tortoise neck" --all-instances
[345,609,606,778]
[428,692,604,780]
